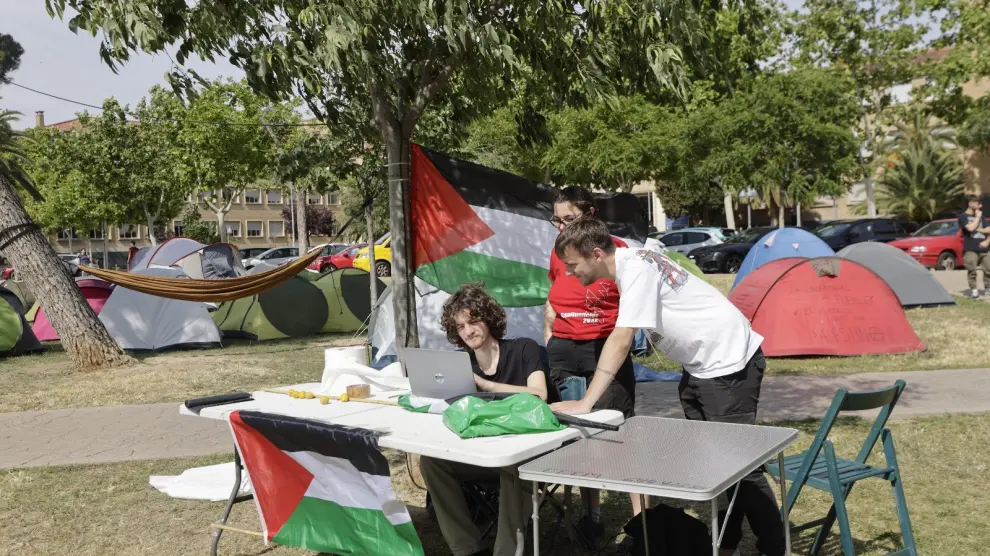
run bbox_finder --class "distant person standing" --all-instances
[959,195,990,299]
[127,241,139,269]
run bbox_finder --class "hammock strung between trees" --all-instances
[78,247,325,302]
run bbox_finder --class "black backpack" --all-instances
[623,503,712,556]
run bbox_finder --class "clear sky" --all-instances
[1,3,243,129]
[1,1,814,130]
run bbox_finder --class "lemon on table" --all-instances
[319,396,330,405]
[339,393,350,402]
[304,391,315,399]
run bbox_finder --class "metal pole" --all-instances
[711,498,719,556]
[289,185,296,248]
[747,203,752,229]
[640,494,650,556]
[531,483,540,556]
[778,451,792,555]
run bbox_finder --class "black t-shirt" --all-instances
[469,338,556,401]
[958,212,990,253]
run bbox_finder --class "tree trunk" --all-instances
[862,112,877,218]
[796,202,802,226]
[102,221,108,269]
[778,202,785,229]
[295,189,308,252]
[384,132,418,347]
[366,200,378,310]
[215,210,227,243]
[145,211,158,246]
[0,176,134,371]
[722,188,736,230]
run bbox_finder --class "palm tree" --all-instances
[0,109,134,370]
[0,110,42,201]
[856,111,966,221]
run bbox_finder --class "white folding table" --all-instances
[518,416,798,556]
[180,383,624,555]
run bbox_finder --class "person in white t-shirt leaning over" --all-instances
[549,217,785,556]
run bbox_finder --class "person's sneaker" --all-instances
[576,515,606,549]
[972,289,980,299]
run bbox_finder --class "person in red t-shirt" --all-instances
[544,186,638,543]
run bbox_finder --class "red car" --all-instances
[888,218,963,270]
[308,243,367,273]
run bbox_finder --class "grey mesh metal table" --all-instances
[518,416,798,556]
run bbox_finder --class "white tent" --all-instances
[99,267,222,351]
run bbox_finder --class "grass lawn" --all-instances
[0,336,361,413]
[1,412,985,555]
[639,274,990,376]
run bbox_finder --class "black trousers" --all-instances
[547,335,636,418]
[678,348,785,555]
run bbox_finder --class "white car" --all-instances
[243,247,300,270]
[657,229,723,255]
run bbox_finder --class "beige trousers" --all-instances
[964,251,990,290]
[420,456,532,556]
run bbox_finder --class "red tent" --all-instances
[729,257,925,356]
[32,278,114,341]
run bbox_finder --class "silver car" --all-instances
[658,229,723,254]
[243,247,300,269]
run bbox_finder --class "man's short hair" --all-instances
[553,186,597,213]
[967,194,981,203]
[554,217,615,258]
[439,282,507,349]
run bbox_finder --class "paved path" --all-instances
[2,368,989,470]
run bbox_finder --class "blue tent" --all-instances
[732,227,835,289]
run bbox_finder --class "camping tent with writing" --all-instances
[729,257,925,356]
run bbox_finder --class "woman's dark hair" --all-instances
[554,186,597,213]
[440,282,507,349]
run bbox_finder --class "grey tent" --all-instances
[200,243,244,278]
[837,242,955,307]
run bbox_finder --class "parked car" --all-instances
[308,243,365,272]
[814,218,917,251]
[3,256,80,280]
[687,226,777,273]
[353,233,392,277]
[239,247,270,260]
[657,229,723,255]
[888,218,963,270]
[243,247,300,270]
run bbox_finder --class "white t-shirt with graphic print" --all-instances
[613,248,763,379]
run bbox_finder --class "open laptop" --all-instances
[398,347,478,400]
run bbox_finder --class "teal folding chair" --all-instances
[767,380,916,556]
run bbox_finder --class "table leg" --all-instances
[711,498,719,556]
[639,494,650,556]
[778,451,791,556]
[531,482,540,556]
[211,449,244,556]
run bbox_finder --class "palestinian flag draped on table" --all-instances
[228,411,424,555]
[369,145,651,359]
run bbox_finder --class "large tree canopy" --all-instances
[48,0,721,348]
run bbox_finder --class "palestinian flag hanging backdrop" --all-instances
[228,411,424,555]
[410,144,649,308]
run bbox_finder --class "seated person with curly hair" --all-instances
[420,283,551,556]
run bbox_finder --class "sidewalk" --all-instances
[2,367,989,470]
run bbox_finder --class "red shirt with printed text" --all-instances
[548,237,627,340]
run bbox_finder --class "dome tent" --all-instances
[99,267,222,352]
[837,242,955,307]
[212,268,385,340]
[729,257,925,357]
[0,285,42,357]
[31,278,114,341]
[732,227,834,289]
